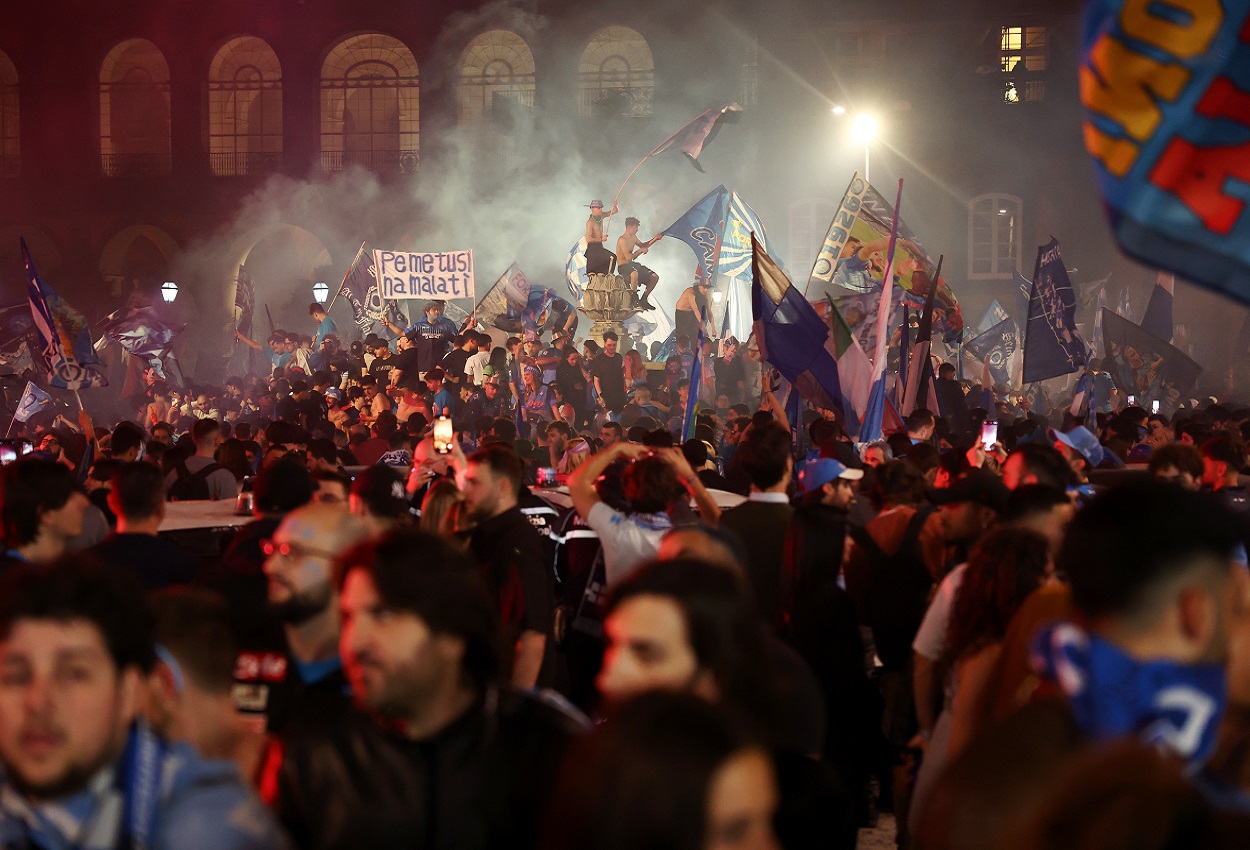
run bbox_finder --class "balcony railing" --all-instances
[210,150,284,177]
[321,148,419,175]
[577,82,654,118]
[102,153,172,177]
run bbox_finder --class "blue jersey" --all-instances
[315,315,338,348]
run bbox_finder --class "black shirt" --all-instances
[389,348,422,389]
[91,533,197,590]
[468,508,555,643]
[439,348,472,384]
[368,353,397,383]
[589,352,626,412]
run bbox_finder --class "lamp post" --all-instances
[160,281,178,303]
[312,281,329,303]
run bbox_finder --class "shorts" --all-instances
[619,262,656,284]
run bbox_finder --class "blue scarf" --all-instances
[1032,623,1227,771]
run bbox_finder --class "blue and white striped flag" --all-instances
[23,239,108,390]
[14,380,51,422]
[718,193,785,282]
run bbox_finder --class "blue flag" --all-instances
[1022,238,1087,384]
[565,237,588,300]
[977,299,1011,335]
[663,185,730,282]
[1082,0,1250,307]
[336,242,406,338]
[23,239,108,390]
[718,192,785,282]
[14,380,52,422]
[965,318,1019,386]
[751,234,856,431]
[100,306,181,362]
[682,304,707,441]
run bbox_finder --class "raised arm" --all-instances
[234,329,264,352]
[569,441,645,521]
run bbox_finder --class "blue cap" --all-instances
[1048,426,1105,468]
[797,457,864,494]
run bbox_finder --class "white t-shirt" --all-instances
[587,501,673,587]
[912,562,969,662]
[465,351,492,386]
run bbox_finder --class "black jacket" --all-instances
[268,687,584,850]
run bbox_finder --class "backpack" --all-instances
[848,508,936,671]
[168,461,223,502]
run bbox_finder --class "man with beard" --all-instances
[462,443,555,689]
[232,502,371,734]
[264,530,583,850]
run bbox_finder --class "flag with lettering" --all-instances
[1081,1,1250,305]
[1022,238,1087,384]
[718,192,785,281]
[335,242,405,338]
[663,185,730,282]
[965,318,1019,386]
[22,239,108,390]
[13,380,52,423]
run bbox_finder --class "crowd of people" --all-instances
[2,300,1250,849]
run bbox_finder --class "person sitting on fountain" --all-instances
[584,199,619,275]
[616,217,663,311]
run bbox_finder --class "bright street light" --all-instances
[831,104,847,115]
[312,281,329,303]
[850,113,879,142]
[160,281,178,303]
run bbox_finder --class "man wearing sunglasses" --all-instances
[231,502,370,734]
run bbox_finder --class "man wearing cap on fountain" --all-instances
[584,199,619,275]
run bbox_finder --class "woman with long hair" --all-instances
[909,526,1053,832]
[418,477,463,539]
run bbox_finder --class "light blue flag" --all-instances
[718,192,785,282]
[663,185,731,282]
[565,237,589,299]
[14,381,52,422]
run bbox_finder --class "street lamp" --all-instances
[312,281,329,303]
[160,281,178,303]
[849,114,879,183]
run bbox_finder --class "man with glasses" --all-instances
[232,502,370,734]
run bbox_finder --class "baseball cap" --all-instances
[929,469,1009,512]
[1048,425,1105,468]
[797,457,864,494]
[363,333,387,349]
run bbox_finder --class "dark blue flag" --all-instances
[335,242,404,338]
[663,185,730,282]
[100,306,181,361]
[1102,308,1201,416]
[1022,239,1087,384]
[965,318,1019,386]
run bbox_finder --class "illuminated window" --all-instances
[789,198,838,275]
[100,39,171,176]
[457,30,535,123]
[577,26,654,118]
[1000,26,1047,103]
[968,194,1022,280]
[208,37,282,176]
[321,34,419,174]
[0,51,16,176]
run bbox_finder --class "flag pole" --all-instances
[328,242,368,315]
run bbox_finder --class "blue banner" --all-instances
[14,380,51,422]
[1102,308,1201,416]
[965,318,1019,386]
[1082,0,1250,306]
[1022,238,1087,384]
[23,239,108,390]
[663,185,730,282]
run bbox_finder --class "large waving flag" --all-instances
[752,234,856,430]
[617,103,743,199]
[1101,308,1201,416]
[22,239,107,390]
[900,258,943,417]
[1081,1,1250,307]
[1022,238,1087,384]
[477,263,534,331]
[860,181,905,443]
[334,242,405,338]
[13,380,52,423]
[965,318,1019,387]
[100,306,182,362]
[1140,272,1174,343]
[718,192,785,281]
[663,185,731,282]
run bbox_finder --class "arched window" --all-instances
[457,30,535,123]
[100,39,171,176]
[321,34,419,174]
[208,37,283,176]
[968,194,1023,280]
[0,51,17,176]
[789,198,837,275]
[577,26,654,118]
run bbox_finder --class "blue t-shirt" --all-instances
[315,315,339,348]
[432,388,454,416]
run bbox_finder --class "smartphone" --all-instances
[18,440,31,456]
[433,416,453,454]
[1127,395,1136,405]
[0,443,16,464]
[537,467,559,488]
[980,421,998,451]
[1152,399,1160,414]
